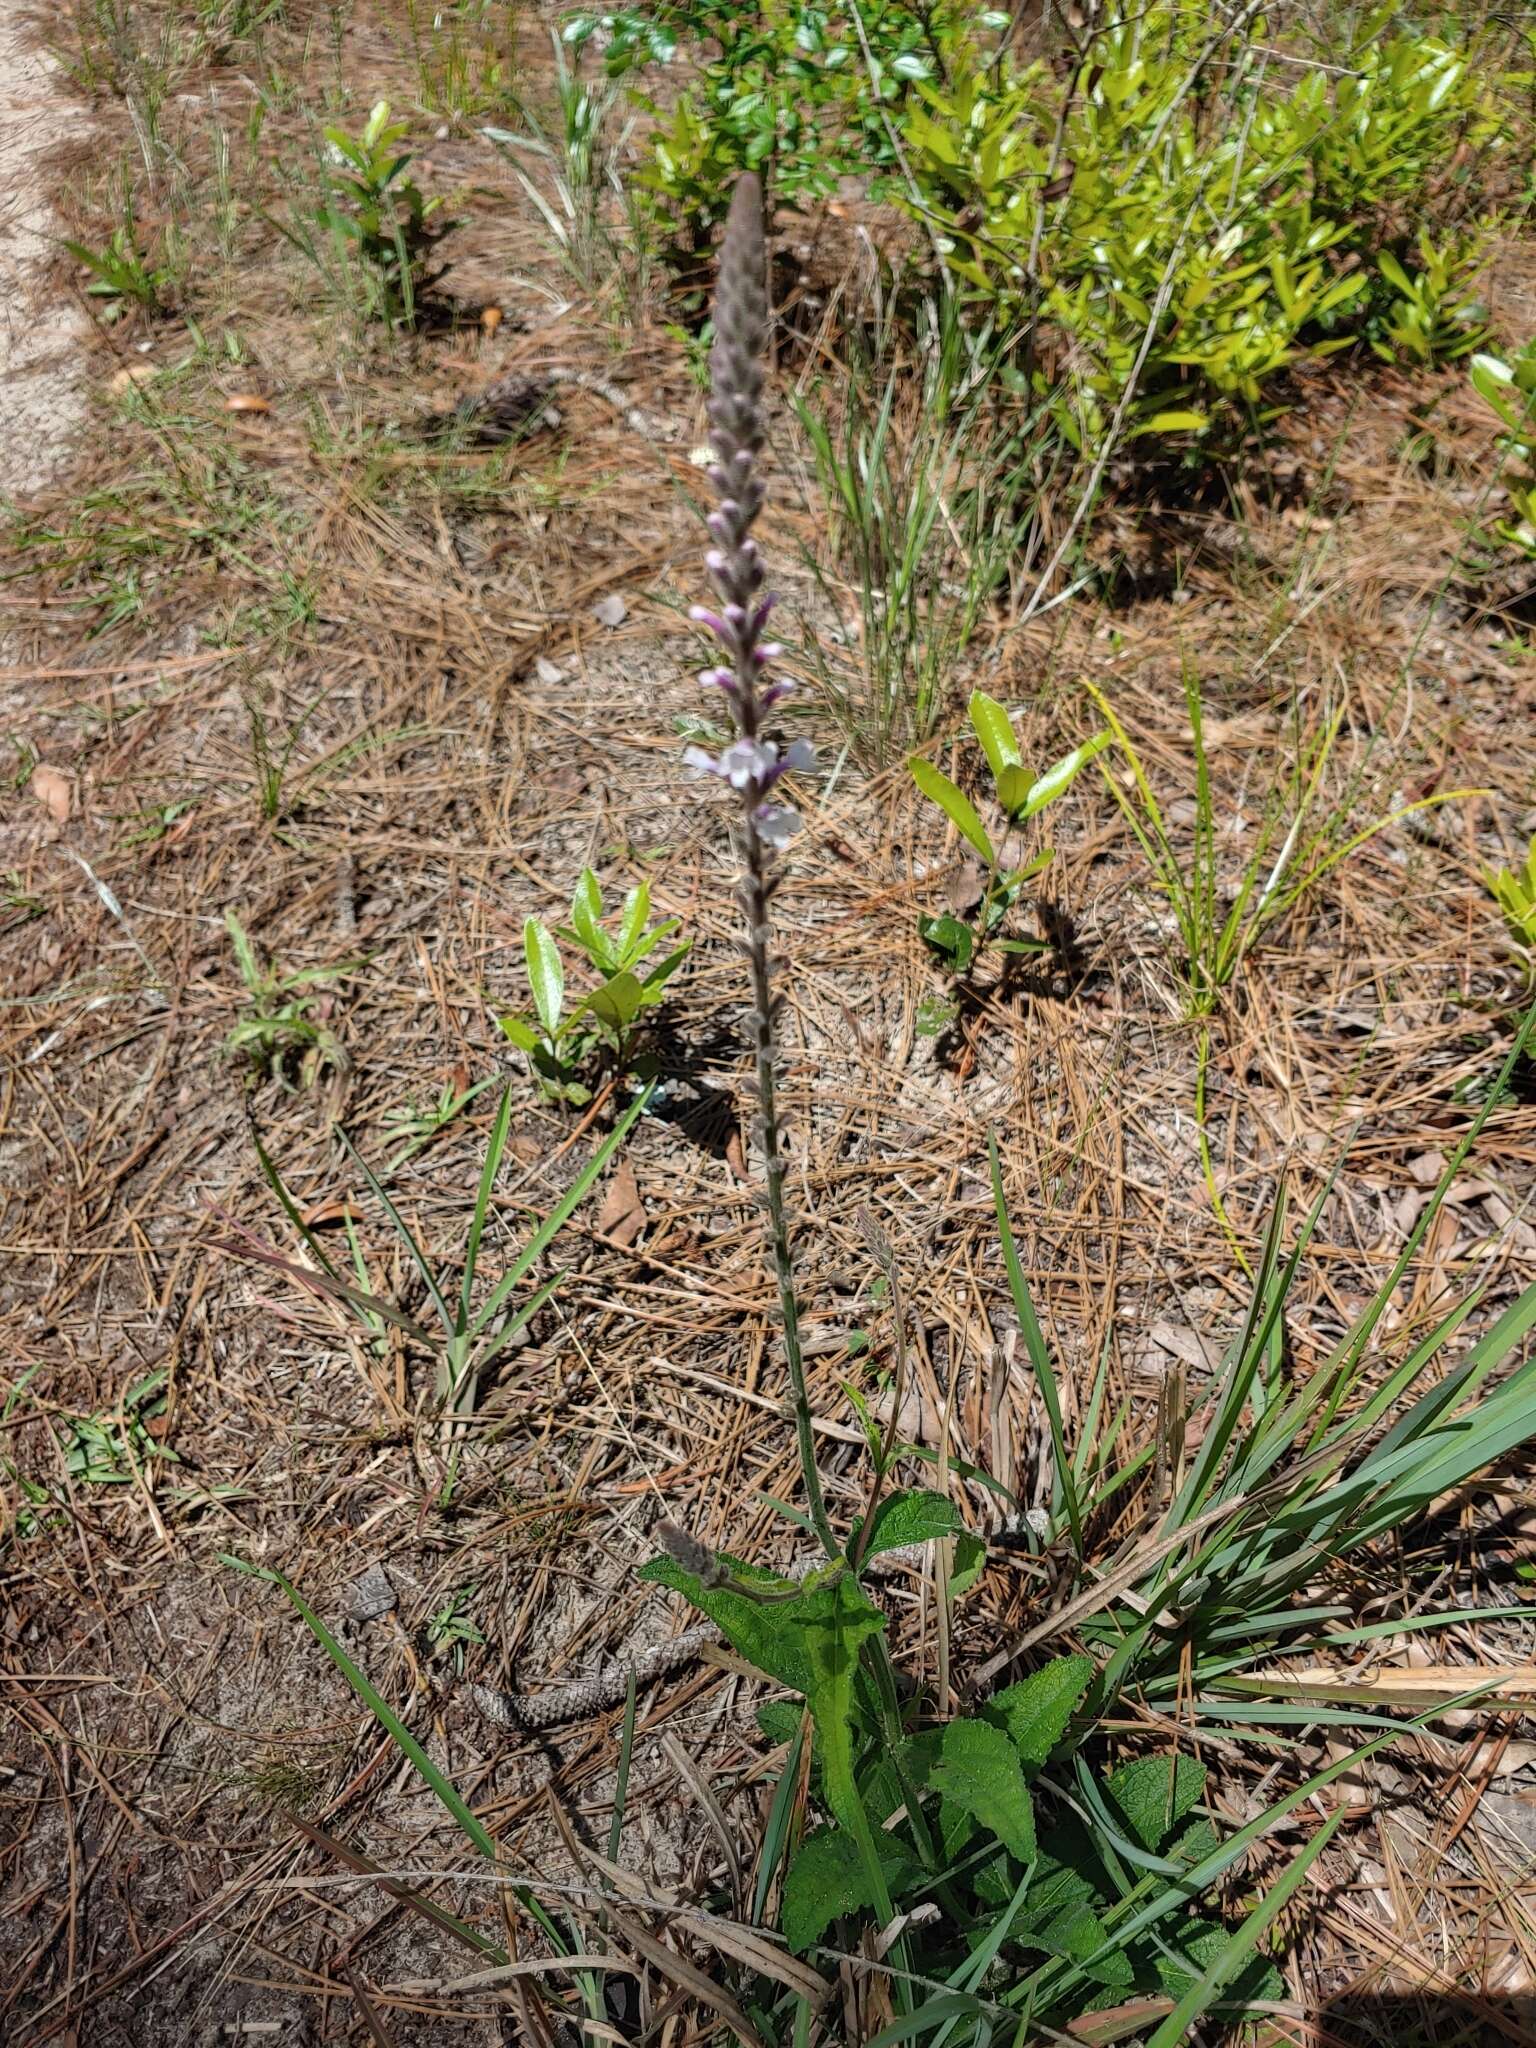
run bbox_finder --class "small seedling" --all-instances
[1471,344,1536,556]
[276,99,450,329]
[64,222,177,320]
[223,908,354,1089]
[379,1076,497,1173]
[909,691,1106,980]
[56,1370,178,1486]
[1485,834,1536,983]
[499,869,689,1103]
[424,1585,485,1674]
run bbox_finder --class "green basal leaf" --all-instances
[929,1717,1036,1862]
[523,917,564,1037]
[910,756,994,864]
[1106,1753,1207,1851]
[1031,1902,1134,1987]
[858,1488,964,1560]
[968,688,1021,783]
[987,1653,1093,1770]
[1152,1920,1284,2004]
[638,1553,813,1691]
[756,1699,806,1748]
[782,1828,917,1953]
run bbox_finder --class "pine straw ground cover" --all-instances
[3,4,1536,2044]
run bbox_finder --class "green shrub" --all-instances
[567,0,989,259]
[899,6,1497,457]
[1471,341,1536,555]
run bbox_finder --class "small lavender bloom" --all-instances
[754,804,802,849]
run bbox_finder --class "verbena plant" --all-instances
[225,171,1536,2045]
[636,175,1536,2040]
[909,689,1105,980]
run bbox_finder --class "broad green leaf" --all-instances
[639,1553,813,1691]
[917,912,976,973]
[948,1529,988,1596]
[756,1700,805,1748]
[782,1828,917,1953]
[523,917,563,1037]
[570,869,608,965]
[1030,1903,1133,1987]
[910,756,994,864]
[987,1653,1093,1769]
[796,1573,893,1920]
[1106,1753,1206,1851]
[498,1013,540,1054]
[1009,732,1111,822]
[1152,1919,1285,2007]
[968,689,1021,783]
[929,1716,1036,1862]
[1145,1809,1341,2048]
[859,1488,963,1560]
[586,971,643,1030]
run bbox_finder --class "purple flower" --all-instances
[754,804,803,848]
[683,737,815,795]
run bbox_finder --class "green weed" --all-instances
[499,869,689,1104]
[222,908,354,1090]
[1083,667,1471,1019]
[909,690,1105,981]
[1485,833,1536,984]
[271,100,451,330]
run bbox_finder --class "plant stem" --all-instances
[743,821,838,1561]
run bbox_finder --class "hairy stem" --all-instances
[742,823,837,1560]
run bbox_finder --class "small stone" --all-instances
[534,656,565,684]
[593,593,627,628]
[348,1563,396,1621]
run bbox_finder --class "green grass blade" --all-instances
[752,1716,807,1928]
[1144,1805,1343,2048]
[223,1555,498,1860]
[335,1124,456,1339]
[253,1132,342,1282]
[460,1085,513,1329]
[469,1083,652,1340]
[990,1132,1082,1557]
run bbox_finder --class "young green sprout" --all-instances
[1485,833,1536,984]
[499,868,689,1102]
[909,690,1106,978]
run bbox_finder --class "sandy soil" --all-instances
[0,2,87,501]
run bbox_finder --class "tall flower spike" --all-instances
[684,174,834,1559]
